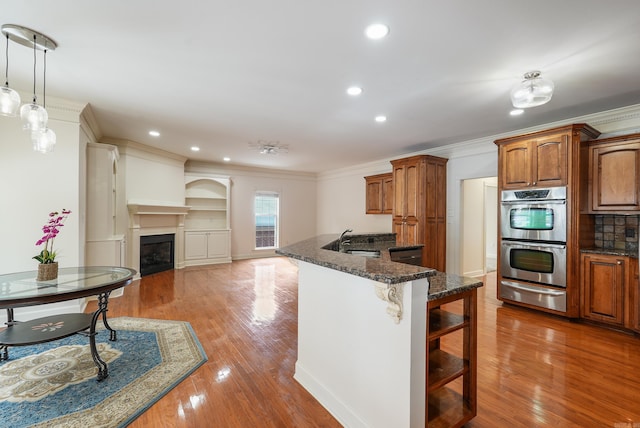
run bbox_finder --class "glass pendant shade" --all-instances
[20,101,48,132]
[32,127,56,153]
[510,71,554,108]
[0,85,21,116]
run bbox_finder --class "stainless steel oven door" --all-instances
[500,199,567,242]
[500,240,566,287]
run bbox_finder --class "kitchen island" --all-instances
[276,233,483,428]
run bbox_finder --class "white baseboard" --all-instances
[294,361,368,428]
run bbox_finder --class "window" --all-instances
[255,192,279,249]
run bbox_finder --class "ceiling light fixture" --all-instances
[365,23,390,40]
[510,109,524,116]
[347,86,363,96]
[149,130,160,137]
[223,157,231,162]
[2,24,58,153]
[31,48,56,153]
[375,115,387,123]
[0,32,20,117]
[190,146,200,151]
[510,70,554,109]
[249,140,289,155]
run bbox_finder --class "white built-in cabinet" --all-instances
[86,143,125,266]
[184,174,231,265]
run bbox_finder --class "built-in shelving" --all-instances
[184,174,231,265]
[426,289,477,427]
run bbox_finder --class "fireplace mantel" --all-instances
[128,203,190,216]
[127,201,190,278]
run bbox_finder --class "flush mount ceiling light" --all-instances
[346,86,363,96]
[365,23,389,40]
[249,140,289,155]
[510,70,554,109]
[1,24,58,153]
[375,115,387,123]
[0,32,20,117]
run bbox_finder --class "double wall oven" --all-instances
[499,186,568,312]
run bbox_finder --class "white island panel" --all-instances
[294,260,428,428]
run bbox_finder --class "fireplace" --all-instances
[140,234,175,276]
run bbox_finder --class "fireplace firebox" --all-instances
[140,234,175,276]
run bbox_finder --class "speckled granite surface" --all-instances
[276,234,484,299]
[580,247,639,257]
[428,272,483,300]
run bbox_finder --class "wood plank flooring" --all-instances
[87,258,640,427]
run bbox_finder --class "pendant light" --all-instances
[32,49,56,153]
[510,71,554,109]
[1,24,58,152]
[0,32,20,116]
[20,33,48,132]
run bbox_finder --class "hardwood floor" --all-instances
[87,259,640,427]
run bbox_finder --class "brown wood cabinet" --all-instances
[497,132,570,189]
[391,155,447,271]
[495,124,601,318]
[580,253,637,329]
[364,173,393,214]
[426,288,477,427]
[588,134,640,213]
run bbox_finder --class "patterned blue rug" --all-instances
[0,317,207,427]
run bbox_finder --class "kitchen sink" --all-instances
[345,249,381,258]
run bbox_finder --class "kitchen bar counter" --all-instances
[277,234,482,427]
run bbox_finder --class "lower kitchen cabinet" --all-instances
[185,230,231,265]
[426,288,477,427]
[580,253,638,329]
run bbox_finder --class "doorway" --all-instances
[461,177,498,277]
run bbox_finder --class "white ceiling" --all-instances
[3,1,640,172]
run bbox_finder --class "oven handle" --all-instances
[501,241,566,250]
[501,200,566,205]
[501,281,566,296]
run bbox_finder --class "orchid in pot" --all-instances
[34,209,71,280]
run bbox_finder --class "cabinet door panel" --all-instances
[592,142,640,211]
[382,175,394,214]
[207,231,230,259]
[365,178,383,214]
[533,135,567,187]
[581,254,625,325]
[500,142,531,189]
[405,163,419,219]
[185,233,208,259]
[393,164,406,216]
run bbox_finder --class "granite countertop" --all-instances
[276,234,484,299]
[580,247,639,258]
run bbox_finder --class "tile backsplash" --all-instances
[594,214,639,254]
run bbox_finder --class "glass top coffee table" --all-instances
[0,266,136,381]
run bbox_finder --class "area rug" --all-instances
[0,317,207,427]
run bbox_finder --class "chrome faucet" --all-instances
[339,228,353,252]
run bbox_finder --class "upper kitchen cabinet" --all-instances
[495,124,600,190]
[364,172,393,214]
[391,155,447,271]
[588,133,640,213]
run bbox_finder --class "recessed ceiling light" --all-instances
[347,86,363,96]
[149,130,160,137]
[375,115,387,123]
[223,157,231,162]
[365,23,389,40]
[191,146,200,151]
[510,109,524,116]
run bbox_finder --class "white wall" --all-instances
[0,97,86,274]
[0,94,92,321]
[187,162,318,260]
[317,161,393,235]
[107,139,187,206]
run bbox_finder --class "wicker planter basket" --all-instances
[37,262,59,281]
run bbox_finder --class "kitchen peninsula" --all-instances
[276,233,483,428]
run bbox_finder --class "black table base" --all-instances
[0,291,116,381]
